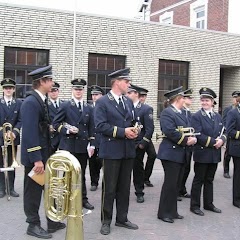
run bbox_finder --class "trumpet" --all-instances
[0,123,20,201]
[156,127,200,141]
[45,150,84,240]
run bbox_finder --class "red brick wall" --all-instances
[208,0,228,32]
[150,0,229,32]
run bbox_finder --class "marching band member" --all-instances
[190,87,226,216]
[47,81,64,154]
[21,65,65,239]
[127,84,154,203]
[94,68,139,235]
[226,91,240,208]
[178,89,194,200]
[52,78,95,210]
[222,91,238,178]
[89,85,104,191]
[157,86,197,223]
[138,87,157,188]
[0,78,22,198]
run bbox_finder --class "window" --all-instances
[157,60,189,116]
[190,0,208,29]
[4,47,49,99]
[159,11,173,25]
[87,53,126,102]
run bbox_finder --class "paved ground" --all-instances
[0,146,240,240]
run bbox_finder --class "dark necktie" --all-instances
[118,97,125,113]
[209,112,214,121]
[78,102,82,112]
[54,101,58,109]
[7,101,11,108]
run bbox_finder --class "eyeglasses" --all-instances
[51,88,59,92]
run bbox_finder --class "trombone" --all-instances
[0,123,20,200]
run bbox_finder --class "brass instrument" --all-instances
[0,123,20,201]
[44,150,84,240]
[156,127,200,141]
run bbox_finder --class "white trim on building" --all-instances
[159,11,173,24]
[190,0,208,29]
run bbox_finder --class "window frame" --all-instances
[159,11,173,25]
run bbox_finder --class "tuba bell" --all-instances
[44,150,83,240]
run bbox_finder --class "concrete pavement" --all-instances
[0,149,239,240]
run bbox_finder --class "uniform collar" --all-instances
[34,89,46,102]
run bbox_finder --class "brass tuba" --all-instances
[0,122,20,200]
[44,150,83,240]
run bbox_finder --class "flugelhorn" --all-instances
[44,150,84,240]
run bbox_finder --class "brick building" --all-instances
[1,3,240,132]
[150,0,229,32]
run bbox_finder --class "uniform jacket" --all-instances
[21,91,50,166]
[91,103,101,149]
[52,99,94,153]
[134,102,154,148]
[192,108,226,163]
[94,92,136,160]
[48,99,64,148]
[223,105,235,126]
[226,106,240,157]
[0,98,22,146]
[157,105,189,163]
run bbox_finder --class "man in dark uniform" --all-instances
[94,68,139,235]
[47,81,64,154]
[190,87,226,216]
[21,65,65,239]
[178,89,193,199]
[52,78,95,210]
[127,84,154,203]
[0,78,22,198]
[89,85,104,191]
[138,87,157,187]
[222,91,238,178]
[226,92,240,208]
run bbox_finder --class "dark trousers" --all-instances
[72,153,88,203]
[232,157,240,205]
[24,166,43,225]
[190,162,218,210]
[133,147,146,197]
[144,141,156,182]
[158,160,183,219]
[0,146,17,191]
[223,151,232,174]
[179,150,192,195]
[101,158,134,225]
[24,167,61,227]
[89,148,102,187]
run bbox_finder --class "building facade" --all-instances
[150,0,229,32]
[1,3,240,132]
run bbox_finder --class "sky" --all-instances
[0,0,143,19]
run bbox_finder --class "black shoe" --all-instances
[27,224,52,239]
[100,223,110,235]
[190,208,204,216]
[204,206,222,213]
[144,180,153,187]
[159,217,174,223]
[223,173,231,178]
[175,214,184,219]
[10,190,19,197]
[83,201,94,210]
[48,222,66,233]
[177,196,182,201]
[0,190,6,198]
[115,220,138,230]
[137,196,144,203]
[90,185,97,191]
[233,203,240,208]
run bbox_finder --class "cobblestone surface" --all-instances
[0,147,239,240]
